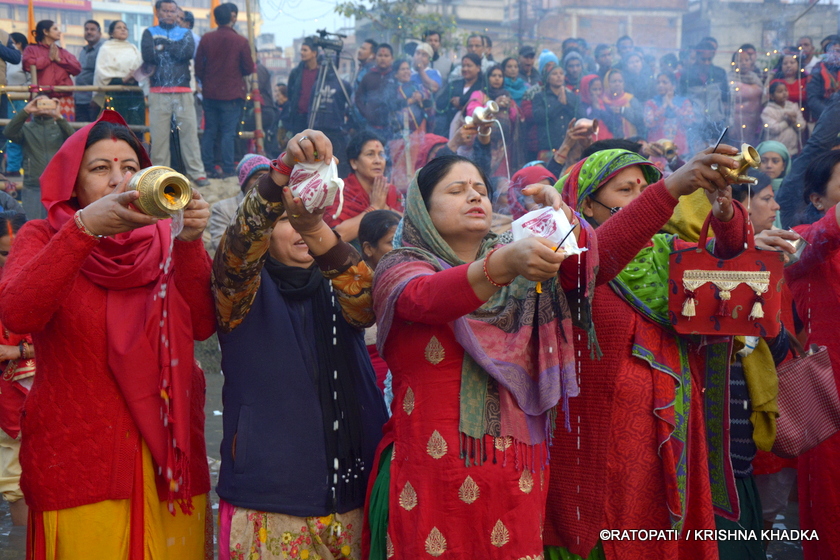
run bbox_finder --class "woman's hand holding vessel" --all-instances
[77,172,159,237]
[664,144,741,221]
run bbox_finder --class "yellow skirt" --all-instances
[30,441,208,560]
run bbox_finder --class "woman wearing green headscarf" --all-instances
[757,141,790,229]
[543,146,752,560]
[757,140,790,194]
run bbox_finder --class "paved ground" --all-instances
[0,177,807,559]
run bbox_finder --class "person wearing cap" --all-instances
[208,154,270,253]
[518,45,540,85]
[538,49,560,78]
[411,41,441,95]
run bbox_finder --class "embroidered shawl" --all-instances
[373,173,597,452]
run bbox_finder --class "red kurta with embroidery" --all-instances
[544,183,749,560]
[374,264,548,559]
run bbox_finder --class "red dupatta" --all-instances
[324,173,404,227]
[40,110,198,514]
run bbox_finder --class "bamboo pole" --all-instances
[0,120,257,138]
[0,85,144,93]
[244,0,264,155]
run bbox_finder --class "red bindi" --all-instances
[114,158,119,162]
[637,178,641,184]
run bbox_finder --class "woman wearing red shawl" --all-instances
[579,75,613,139]
[0,110,216,559]
[543,145,750,560]
[325,131,403,243]
[601,68,646,139]
[23,21,82,121]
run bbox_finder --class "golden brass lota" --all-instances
[126,166,192,218]
[716,143,761,185]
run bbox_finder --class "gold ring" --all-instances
[291,214,301,218]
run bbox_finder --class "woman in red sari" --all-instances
[325,131,403,243]
[0,110,215,559]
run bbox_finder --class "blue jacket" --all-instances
[141,23,194,90]
[216,269,387,516]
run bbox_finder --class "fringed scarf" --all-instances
[40,110,198,514]
[374,173,597,457]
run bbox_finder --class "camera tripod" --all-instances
[308,51,352,129]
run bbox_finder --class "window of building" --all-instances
[62,11,87,26]
[34,8,57,22]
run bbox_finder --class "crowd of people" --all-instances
[2,4,840,560]
[1,0,260,200]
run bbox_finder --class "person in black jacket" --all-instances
[141,0,208,185]
[806,38,840,122]
[434,53,485,137]
[524,65,584,159]
[679,40,730,152]
[283,37,319,137]
[354,43,396,137]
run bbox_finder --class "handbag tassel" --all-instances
[682,290,697,317]
[749,294,765,320]
[717,290,731,317]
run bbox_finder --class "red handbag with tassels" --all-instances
[668,211,785,337]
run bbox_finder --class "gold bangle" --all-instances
[74,209,106,239]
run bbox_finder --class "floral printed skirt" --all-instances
[219,499,363,560]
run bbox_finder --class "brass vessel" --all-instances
[465,100,499,127]
[717,143,761,184]
[655,138,679,160]
[126,166,192,218]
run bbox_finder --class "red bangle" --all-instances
[483,247,512,288]
[270,153,293,177]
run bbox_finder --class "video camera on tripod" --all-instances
[306,29,352,129]
[311,29,346,54]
